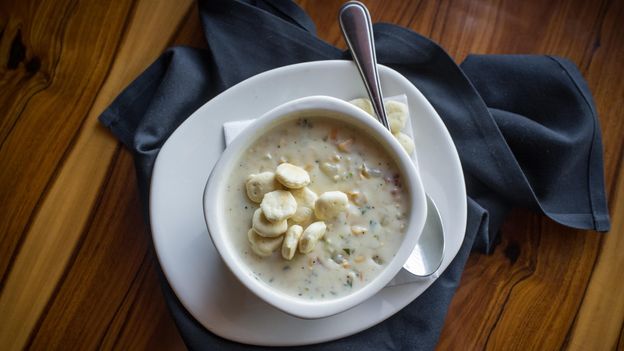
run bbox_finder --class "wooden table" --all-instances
[1,0,622,349]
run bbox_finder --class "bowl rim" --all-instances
[203,95,427,319]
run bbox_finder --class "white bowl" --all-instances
[203,95,427,319]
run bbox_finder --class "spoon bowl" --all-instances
[403,195,445,276]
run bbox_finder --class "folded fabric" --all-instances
[99,0,610,350]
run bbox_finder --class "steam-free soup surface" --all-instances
[224,117,410,300]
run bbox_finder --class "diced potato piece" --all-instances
[320,162,340,177]
[337,139,354,152]
[351,225,368,236]
[347,190,367,206]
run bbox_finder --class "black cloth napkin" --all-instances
[99,1,610,350]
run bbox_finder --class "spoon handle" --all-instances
[339,1,389,130]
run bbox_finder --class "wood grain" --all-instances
[26,149,183,350]
[0,0,622,350]
[0,0,192,349]
[0,0,133,287]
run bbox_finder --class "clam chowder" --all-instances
[224,116,411,300]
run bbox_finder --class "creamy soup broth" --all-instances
[224,116,410,300]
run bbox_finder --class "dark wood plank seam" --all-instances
[558,234,606,351]
[608,143,624,210]
[97,249,152,351]
[616,319,624,351]
[23,143,123,350]
[608,147,624,351]
[0,0,79,292]
[483,216,541,349]
[108,252,157,350]
[480,266,536,350]
[579,0,613,73]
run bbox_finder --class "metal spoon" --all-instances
[339,1,445,277]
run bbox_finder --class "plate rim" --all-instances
[150,59,467,346]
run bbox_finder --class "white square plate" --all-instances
[150,60,466,346]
